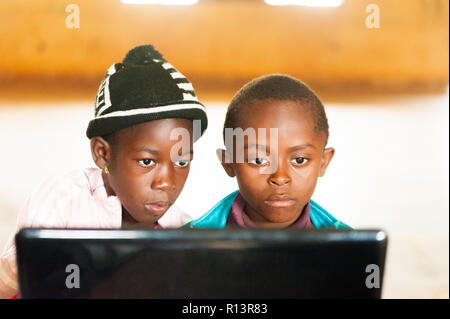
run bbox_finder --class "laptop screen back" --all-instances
[15,228,387,298]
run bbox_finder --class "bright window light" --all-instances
[121,0,198,5]
[265,0,343,7]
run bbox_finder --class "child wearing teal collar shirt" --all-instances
[185,74,350,230]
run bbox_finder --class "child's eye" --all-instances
[291,157,309,166]
[249,158,269,166]
[138,159,156,168]
[174,159,191,168]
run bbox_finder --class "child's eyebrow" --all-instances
[179,149,194,156]
[288,144,317,152]
[134,147,159,155]
[244,143,268,151]
[244,143,316,153]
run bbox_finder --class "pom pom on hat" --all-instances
[122,44,165,65]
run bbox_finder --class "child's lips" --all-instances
[144,201,170,215]
[264,200,297,208]
[264,195,296,208]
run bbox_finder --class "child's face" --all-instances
[220,99,334,228]
[92,118,193,226]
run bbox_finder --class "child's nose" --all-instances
[269,175,291,186]
[151,164,176,191]
[268,163,291,186]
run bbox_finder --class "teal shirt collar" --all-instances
[183,190,350,230]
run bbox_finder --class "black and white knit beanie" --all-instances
[86,45,208,140]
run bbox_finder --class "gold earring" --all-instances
[104,166,110,174]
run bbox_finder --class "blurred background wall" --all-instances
[0,0,448,299]
[0,0,448,100]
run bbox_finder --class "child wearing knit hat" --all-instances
[0,45,208,298]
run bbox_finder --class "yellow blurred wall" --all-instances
[0,0,448,98]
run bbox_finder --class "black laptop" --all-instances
[15,228,387,299]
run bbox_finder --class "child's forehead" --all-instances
[113,118,194,147]
[242,126,322,147]
[120,118,193,136]
[229,100,326,149]
[238,100,316,132]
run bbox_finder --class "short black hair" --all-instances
[223,74,329,145]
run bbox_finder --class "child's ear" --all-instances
[90,137,112,170]
[216,148,236,178]
[319,147,335,177]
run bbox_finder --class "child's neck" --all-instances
[121,208,138,225]
[244,205,304,229]
[121,208,158,229]
[102,171,115,197]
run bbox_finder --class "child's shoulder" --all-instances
[309,200,352,229]
[18,167,124,229]
[181,190,238,229]
[158,204,196,229]
[31,168,99,196]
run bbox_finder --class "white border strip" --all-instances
[97,76,112,116]
[169,72,185,79]
[37,229,144,239]
[177,82,194,91]
[95,103,206,119]
[161,62,175,70]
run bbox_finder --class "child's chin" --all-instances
[132,212,161,226]
[261,210,299,224]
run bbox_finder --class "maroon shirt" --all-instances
[154,222,163,229]
[226,192,315,229]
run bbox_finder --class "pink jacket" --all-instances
[0,168,193,298]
